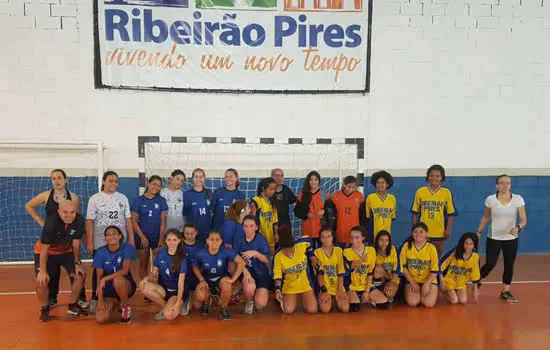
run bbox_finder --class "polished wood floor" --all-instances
[1,255,549,350]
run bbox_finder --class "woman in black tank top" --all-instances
[25,169,85,307]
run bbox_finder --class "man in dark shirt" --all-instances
[35,200,88,321]
[271,168,297,234]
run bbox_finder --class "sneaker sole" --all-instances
[67,310,88,316]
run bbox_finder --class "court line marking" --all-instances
[1,281,550,296]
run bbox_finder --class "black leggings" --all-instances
[480,237,518,285]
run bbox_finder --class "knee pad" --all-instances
[375,301,391,310]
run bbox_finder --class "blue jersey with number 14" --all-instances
[183,189,212,243]
[211,187,246,231]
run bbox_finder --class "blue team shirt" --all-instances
[220,219,245,247]
[183,189,212,242]
[184,241,205,266]
[92,242,137,277]
[193,247,238,283]
[211,187,246,230]
[154,248,188,292]
[131,195,168,240]
[233,233,271,278]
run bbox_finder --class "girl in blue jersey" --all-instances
[184,168,212,243]
[220,199,250,248]
[233,215,271,314]
[131,175,168,283]
[93,226,138,324]
[182,223,204,315]
[140,229,188,320]
[211,168,246,231]
[193,231,246,321]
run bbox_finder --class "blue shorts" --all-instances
[103,275,136,300]
[135,235,159,250]
[163,287,190,302]
[248,270,271,290]
[185,274,199,291]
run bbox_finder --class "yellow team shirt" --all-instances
[252,196,278,251]
[273,238,312,294]
[343,246,376,292]
[441,250,481,290]
[399,242,439,284]
[374,245,401,287]
[411,186,457,239]
[314,247,345,296]
[366,193,396,237]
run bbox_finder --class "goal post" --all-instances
[0,140,105,264]
[140,137,366,237]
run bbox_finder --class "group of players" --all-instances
[27,165,527,323]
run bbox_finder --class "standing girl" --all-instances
[364,170,396,243]
[25,169,85,308]
[273,227,318,314]
[160,169,186,232]
[325,176,364,246]
[183,168,212,243]
[440,232,481,304]
[86,171,133,313]
[192,231,246,321]
[372,230,400,302]
[211,168,246,231]
[477,175,526,303]
[250,177,279,255]
[131,175,168,281]
[140,229,188,320]
[400,222,440,308]
[220,200,250,248]
[233,215,271,314]
[315,227,349,313]
[93,226,137,324]
[411,164,457,256]
[295,171,329,250]
[343,226,378,311]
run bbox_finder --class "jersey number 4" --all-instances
[108,211,119,219]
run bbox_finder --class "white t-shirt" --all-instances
[160,187,185,231]
[86,191,132,249]
[486,194,525,241]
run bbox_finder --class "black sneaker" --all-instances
[40,305,50,322]
[500,291,518,303]
[220,308,231,321]
[67,303,88,316]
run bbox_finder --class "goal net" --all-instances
[0,141,103,263]
[144,141,361,237]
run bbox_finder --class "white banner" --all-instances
[95,0,372,92]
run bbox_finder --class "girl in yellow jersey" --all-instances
[363,171,397,243]
[273,227,318,314]
[400,222,440,308]
[314,227,349,313]
[439,232,481,304]
[250,177,279,256]
[372,230,400,303]
[410,164,457,257]
[343,226,376,312]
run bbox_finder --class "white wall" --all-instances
[1,0,549,173]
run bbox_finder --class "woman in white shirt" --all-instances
[160,169,186,232]
[476,175,527,303]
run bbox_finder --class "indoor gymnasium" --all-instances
[1,0,549,349]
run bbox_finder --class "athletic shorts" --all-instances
[103,275,136,300]
[163,287,190,301]
[207,280,221,296]
[245,270,271,290]
[34,253,75,277]
[443,278,467,290]
[185,274,199,291]
[135,235,159,250]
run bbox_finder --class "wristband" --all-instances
[516,224,522,232]
[75,260,82,265]
[320,285,328,293]
[275,285,282,292]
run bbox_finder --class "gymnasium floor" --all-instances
[1,255,549,350]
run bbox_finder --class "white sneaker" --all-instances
[77,300,90,309]
[180,299,191,316]
[154,311,165,320]
[88,299,98,314]
[244,301,255,314]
